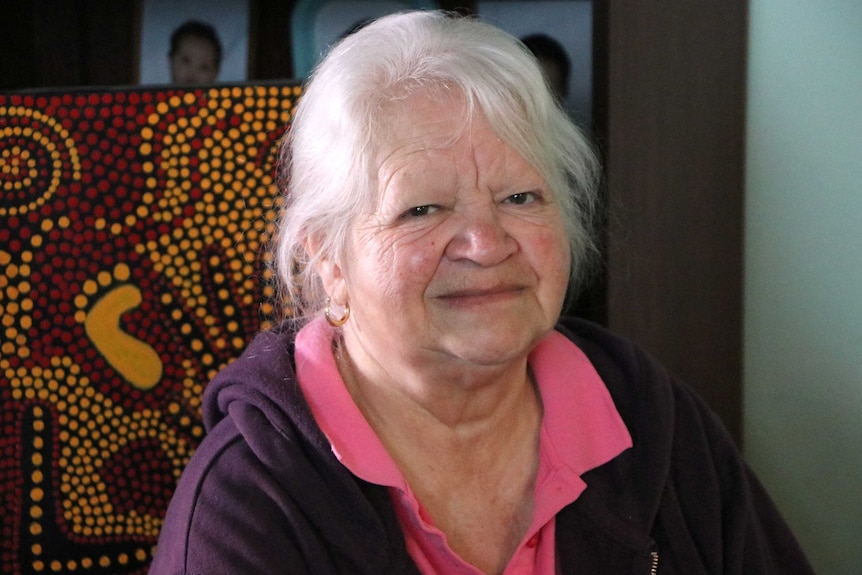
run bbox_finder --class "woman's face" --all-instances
[326,93,570,372]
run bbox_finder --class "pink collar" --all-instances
[295,317,632,574]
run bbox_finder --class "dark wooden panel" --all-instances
[78,0,138,85]
[32,0,85,87]
[599,0,748,443]
[0,1,39,89]
[248,0,296,80]
[3,0,137,89]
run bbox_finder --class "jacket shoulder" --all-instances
[554,318,814,574]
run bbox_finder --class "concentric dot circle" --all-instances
[0,106,82,216]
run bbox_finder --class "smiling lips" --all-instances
[435,284,527,305]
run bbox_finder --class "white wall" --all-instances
[744,2,862,573]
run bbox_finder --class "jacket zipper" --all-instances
[649,549,659,574]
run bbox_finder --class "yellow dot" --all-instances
[114,263,131,281]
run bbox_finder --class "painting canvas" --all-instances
[0,82,299,574]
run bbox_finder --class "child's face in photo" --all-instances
[170,35,219,84]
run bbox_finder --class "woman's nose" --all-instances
[444,203,516,266]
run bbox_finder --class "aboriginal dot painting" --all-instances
[0,84,301,574]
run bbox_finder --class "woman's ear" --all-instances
[305,238,347,302]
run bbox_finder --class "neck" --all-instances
[336,332,537,431]
[335,333,542,477]
[335,335,542,575]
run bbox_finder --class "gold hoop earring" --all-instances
[324,297,350,327]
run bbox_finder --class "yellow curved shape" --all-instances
[84,284,163,390]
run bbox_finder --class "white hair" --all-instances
[274,10,600,321]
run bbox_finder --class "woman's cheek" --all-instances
[532,225,571,280]
[382,235,440,293]
[403,239,442,280]
[362,235,439,300]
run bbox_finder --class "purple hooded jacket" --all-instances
[148,318,814,574]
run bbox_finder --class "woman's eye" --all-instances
[403,205,438,218]
[505,192,538,205]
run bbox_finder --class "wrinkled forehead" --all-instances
[375,88,472,156]
[361,85,546,211]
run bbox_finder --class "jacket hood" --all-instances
[201,320,414,571]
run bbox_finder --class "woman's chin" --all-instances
[436,321,549,368]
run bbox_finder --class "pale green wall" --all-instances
[744,2,862,573]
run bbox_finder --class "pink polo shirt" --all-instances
[295,317,632,575]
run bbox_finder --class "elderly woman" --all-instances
[150,11,813,575]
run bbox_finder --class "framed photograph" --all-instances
[477,0,593,128]
[138,0,250,85]
[291,0,439,79]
